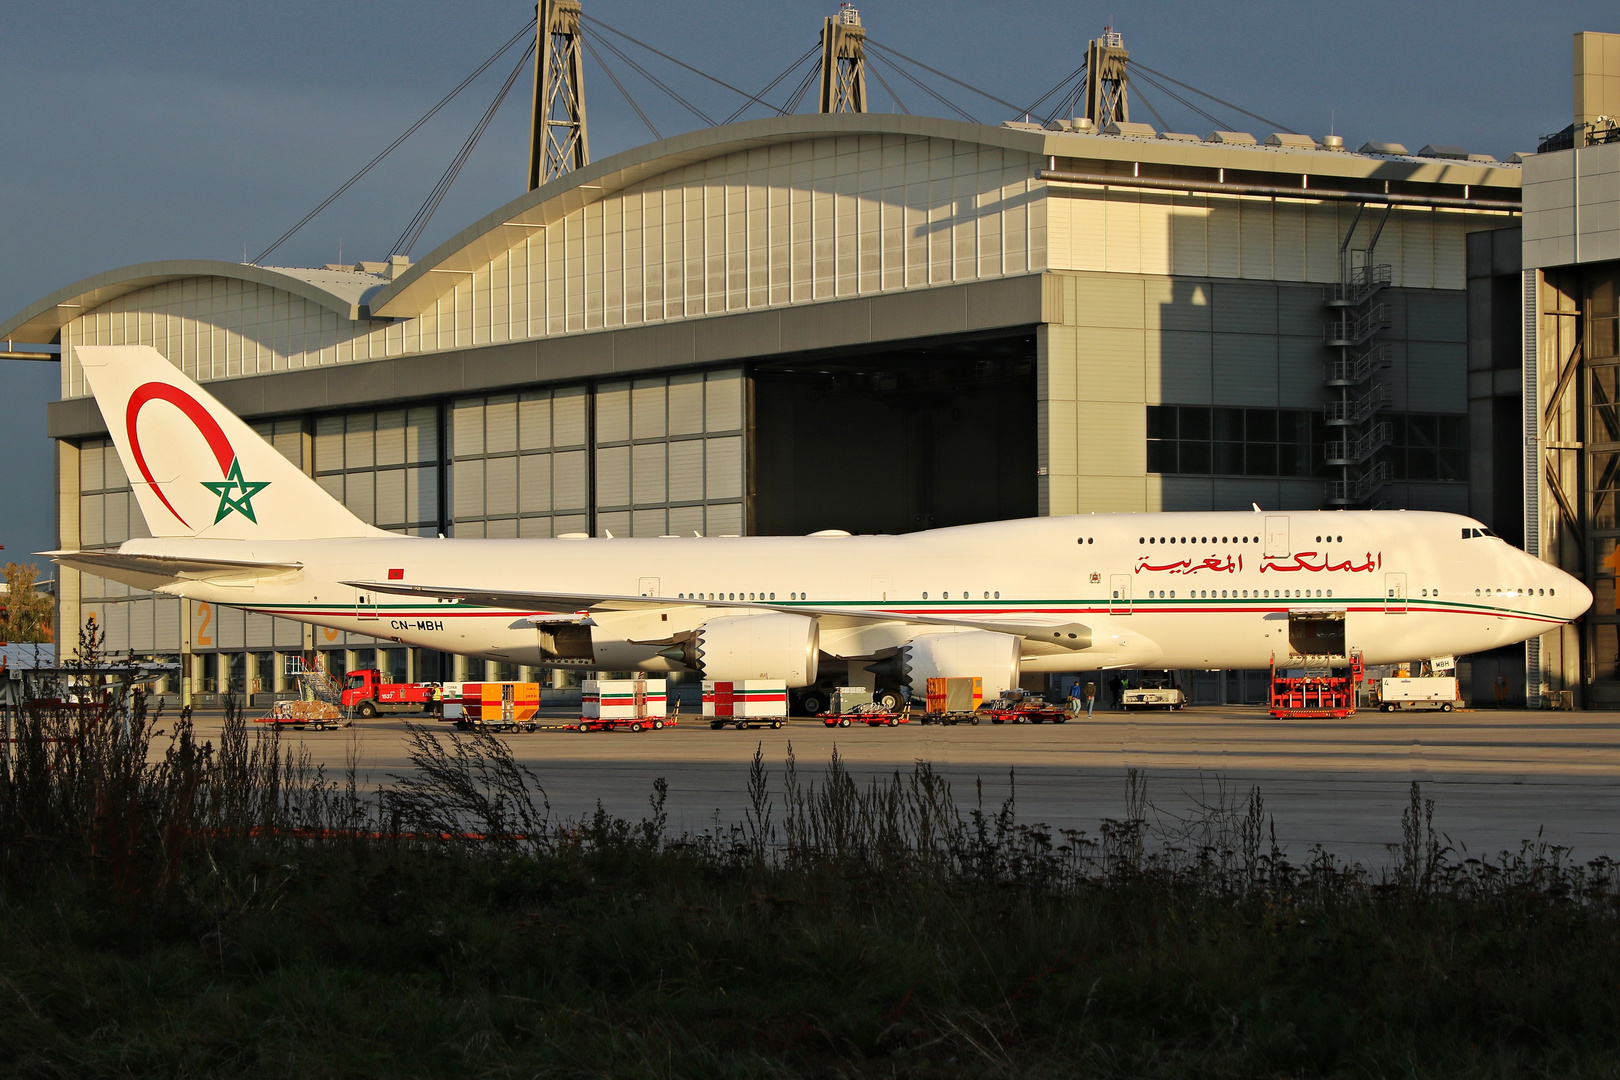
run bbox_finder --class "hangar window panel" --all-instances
[485,396,518,454]
[317,473,345,504]
[315,415,345,467]
[547,450,585,512]
[707,502,743,537]
[375,411,406,467]
[668,440,704,502]
[452,401,485,457]
[485,456,518,517]
[345,471,376,524]
[705,437,743,500]
[406,467,437,524]
[668,374,704,435]
[632,443,668,504]
[596,445,631,508]
[518,455,552,513]
[452,460,485,519]
[375,469,406,527]
[668,504,704,537]
[633,508,667,538]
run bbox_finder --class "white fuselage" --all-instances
[119,509,1587,674]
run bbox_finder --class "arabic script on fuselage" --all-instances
[1134,550,1381,575]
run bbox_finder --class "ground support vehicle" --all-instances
[1376,676,1460,712]
[822,702,906,727]
[255,698,347,730]
[1269,652,1364,719]
[915,710,981,725]
[340,668,441,719]
[257,656,348,728]
[705,680,788,730]
[572,715,677,733]
[983,703,1069,724]
[442,681,540,727]
[1121,687,1186,710]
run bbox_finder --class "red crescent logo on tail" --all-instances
[125,381,237,528]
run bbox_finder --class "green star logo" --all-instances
[201,459,270,524]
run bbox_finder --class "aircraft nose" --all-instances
[1559,569,1593,621]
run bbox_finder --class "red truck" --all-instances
[340,669,442,719]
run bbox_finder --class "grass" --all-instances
[1,628,1618,1076]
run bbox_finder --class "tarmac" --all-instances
[176,704,1620,866]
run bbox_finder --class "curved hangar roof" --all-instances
[1,259,388,345]
[5,111,1521,343]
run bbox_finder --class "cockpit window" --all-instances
[1461,527,1499,539]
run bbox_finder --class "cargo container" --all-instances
[925,676,982,714]
[704,680,787,729]
[1377,676,1460,712]
[583,679,668,721]
[446,682,540,727]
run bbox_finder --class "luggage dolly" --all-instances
[822,703,908,727]
[575,716,677,733]
[710,717,784,730]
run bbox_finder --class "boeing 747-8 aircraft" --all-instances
[50,345,1590,700]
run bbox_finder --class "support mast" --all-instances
[528,0,589,190]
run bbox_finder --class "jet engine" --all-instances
[901,630,1021,698]
[690,613,820,686]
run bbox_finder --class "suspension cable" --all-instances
[1127,59,1298,134]
[865,55,910,115]
[723,43,820,124]
[1019,61,1086,122]
[580,13,789,117]
[863,38,1026,115]
[1128,81,1172,133]
[590,29,716,126]
[583,35,662,140]
[782,57,821,114]
[1129,69,1232,132]
[872,52,978,123]
[253,17,534,265]
[393,39,534,257]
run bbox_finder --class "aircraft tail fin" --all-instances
[75,345,385,541]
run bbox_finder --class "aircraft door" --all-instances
[354,588,379,621]
[1384,572,1408,613]
[1264,516,1290,557]
[637,577,661,597]
[1109,574,1131,615]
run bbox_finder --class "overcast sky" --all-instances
[2,1,1614,572]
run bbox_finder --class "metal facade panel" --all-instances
[128,598,154,653]
[1522,268,1541,706]
[246,611,274,650]
[274,615,302,650]
[215,604,245,651]
[154,597,180,651]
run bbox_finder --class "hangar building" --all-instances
[4,101,1524,701]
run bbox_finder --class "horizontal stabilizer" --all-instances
[47,549,303,591]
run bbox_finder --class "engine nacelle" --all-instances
[694,613,820,686]
[901,630,1021,698]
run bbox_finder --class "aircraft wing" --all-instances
[46,549,304,591]
[344,579,1097,650]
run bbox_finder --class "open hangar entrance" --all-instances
[749,328,1038,537]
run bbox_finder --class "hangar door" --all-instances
[593,371,746,539]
